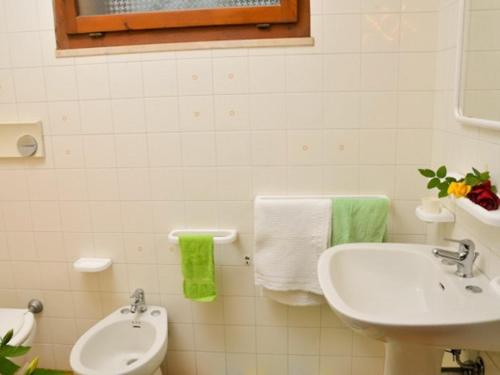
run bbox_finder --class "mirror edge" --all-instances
[454,0,500,130]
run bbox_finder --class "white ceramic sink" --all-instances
[70,306,168,375]
[318,243,500,375]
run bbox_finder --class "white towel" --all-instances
[254,198,331,305]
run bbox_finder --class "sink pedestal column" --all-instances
[384,342,444,375]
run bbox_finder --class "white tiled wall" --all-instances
[433,0,500,373]
[462,1,500,121]
[0,0,439,373]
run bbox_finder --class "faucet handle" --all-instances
[130,288,144,299]
[444,238,475,252]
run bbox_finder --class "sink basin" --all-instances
[318,243,500,375]
[70,306,168,375]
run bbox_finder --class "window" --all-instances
[54,0,310,51]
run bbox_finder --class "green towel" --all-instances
[179,235,216,302]
[332,197,389,246]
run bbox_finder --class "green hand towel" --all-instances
[332,197,389,246]
[179,235,216,302]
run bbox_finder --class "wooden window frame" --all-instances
[54,0,310,50]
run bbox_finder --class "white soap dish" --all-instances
[415,206,455,223]
[73,258,112,273]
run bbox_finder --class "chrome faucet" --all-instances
[433,239,478,278]
[130,288,147,313]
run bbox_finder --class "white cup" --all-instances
[421,197,442,214]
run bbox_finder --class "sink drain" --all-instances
[465,285,482,294]
[126,358,138,366]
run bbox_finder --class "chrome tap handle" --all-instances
[433,248,465,261]
[130,288,145,303]
[444,238,475,252]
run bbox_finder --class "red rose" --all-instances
[467,180,500,211]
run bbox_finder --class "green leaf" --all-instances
[31,369,70,375]
[24,357,39,375]
[436,165,447,179]
[427,178,440,189]
[1,330,13,347]
[418,169,435,178]
[464,174,480,186]
[445,177,457,183]
[439,182,450,191]
[480,171,490,181]
[438,189,449,198]
[492,185,498,194]
[472,167,481,177]
[0,355,20,375]
[0,345,31,358]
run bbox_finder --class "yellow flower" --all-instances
[448,181,471,198]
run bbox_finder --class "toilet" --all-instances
[0,308,37,364]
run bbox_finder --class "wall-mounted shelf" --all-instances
[415,206,455,224]
[73,258,112,273]
[455,197,500,227]
[448,172,500,227]
[168,229,237,245]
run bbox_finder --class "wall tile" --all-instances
[142,60,178,97]
[49,101,81,135]
[179,95,214,132]
[145,97,179,132]
[361,53,399,90]
[76,64,110,100]
[13,67,46,102]
[362,14,400,52]
[178,59,213,96]
[108,62,143,98]
[249,56,286,93]
[213,57,249,94]
[112,98,145,133]
[324,54,361,91]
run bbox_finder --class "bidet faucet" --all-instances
[130,288,147,313]
[433,239,478,278]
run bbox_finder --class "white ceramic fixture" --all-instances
[168,229,237,245]
[0,308,36,346]
[70,306,168,375]
[318,243,500,375]
[415,205,455,223]
[73,257,112,272]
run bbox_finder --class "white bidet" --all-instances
[70,306,168,375]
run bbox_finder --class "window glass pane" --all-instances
[78,0,281,15]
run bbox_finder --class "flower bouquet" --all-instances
[418,166,500,211]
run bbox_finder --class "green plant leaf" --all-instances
[0,345,31,358]
[439,182,450,191]
[0,355,20,375]
[1,330,13,347]
[480,171,490,181]
[445,177,457,183]
[24,357,39,375]
[427,178,440,189]
[464,174,480,186]
[472,167,481,177]
[436,165,447,179]
[492,185,498,194]
[31,369,70,375]
[418,169,435,178]
[438,189,448,198]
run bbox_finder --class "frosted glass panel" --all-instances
[78,0,280,15]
